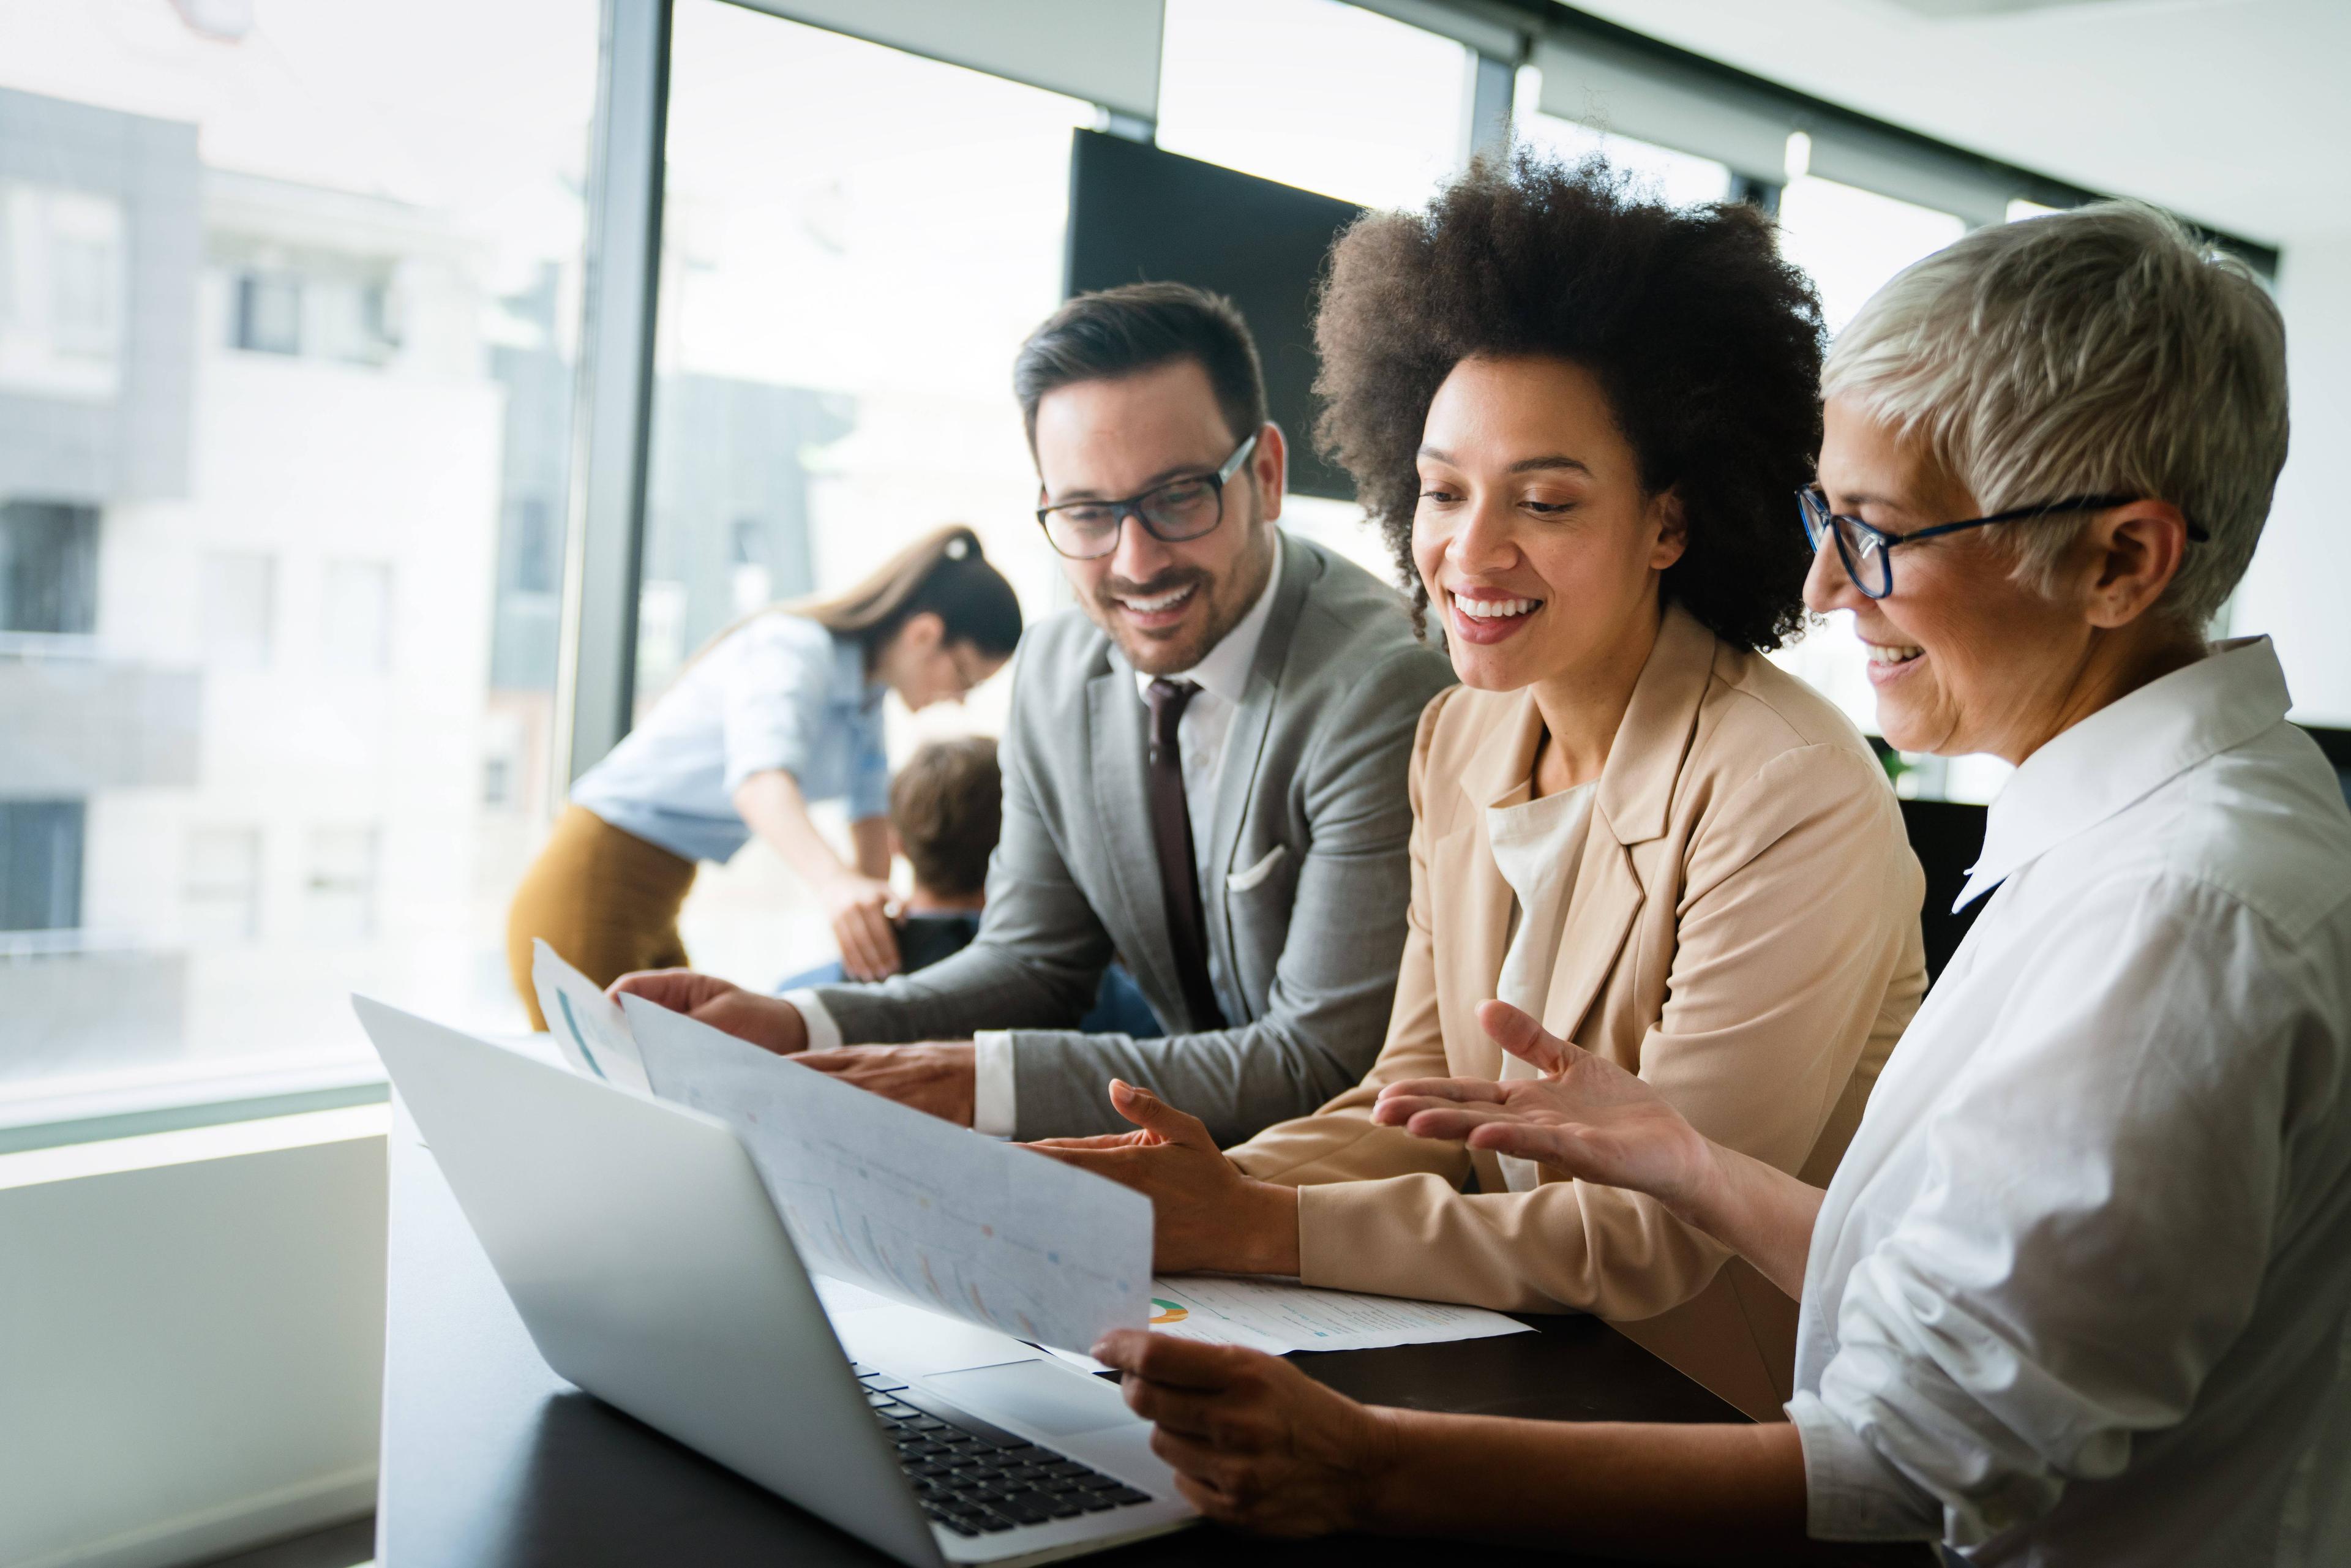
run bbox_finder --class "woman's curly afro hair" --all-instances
[1313,148,1826,651]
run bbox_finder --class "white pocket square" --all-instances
[1225,844,1289,893]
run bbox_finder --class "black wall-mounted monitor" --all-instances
[1063,129,1363,502]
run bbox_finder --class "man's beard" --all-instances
[1092,523,1275,676]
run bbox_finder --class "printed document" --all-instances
[530,939,651,1093]
[623,996,1152,1354]
[1142,1274,1531,1355]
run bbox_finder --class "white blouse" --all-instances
[1485,778,1597,1195]
[1787,638,2351,1566]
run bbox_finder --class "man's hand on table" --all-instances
[607,969,809,1055]
[1029,1081,1300,1276]
[798,1043,977,1127]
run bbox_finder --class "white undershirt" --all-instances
[1483,776,1597,1193]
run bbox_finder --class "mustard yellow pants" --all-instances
[506,805,698,1030]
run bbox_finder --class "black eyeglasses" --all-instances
[1798,486,2208,600]
[1036,431,1259,561]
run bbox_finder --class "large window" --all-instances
[1777,171,1970,336]
[638,1,1092,989]
[1513,91,1734,209]
[1157,0,1471,212]
[0,0,599,1112]
[3,0,2162,1123]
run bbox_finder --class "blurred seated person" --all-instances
[776,736,1161,1039]
[1087,203,2350,1567]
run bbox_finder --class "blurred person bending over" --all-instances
[506,527,1018,1027]
[615,284,1455,1142]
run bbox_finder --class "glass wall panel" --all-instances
[1778,174,1968,336]
[1513,97,1734,209]
[0,0,598,1105]
[1156,0,1470,212]
[1766,175,2001,797]
[641,1,1092,989]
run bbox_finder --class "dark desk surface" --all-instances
[377,1104,1745,1567]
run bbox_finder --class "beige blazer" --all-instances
[1226,604,1927,1420]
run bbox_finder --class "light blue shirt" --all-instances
[571,612,890,865]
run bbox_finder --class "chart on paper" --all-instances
[1145,1274,1532,1355]
[624,996,1152,1354]
[530,940,651,1093]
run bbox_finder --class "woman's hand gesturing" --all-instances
[1370,1000,1718,1218]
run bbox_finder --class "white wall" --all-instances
[2236,233,2351,726]
[0,1116,388,1568]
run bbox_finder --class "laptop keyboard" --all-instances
[852,1363,1155,1536]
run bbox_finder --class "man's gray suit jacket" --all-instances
[811,534,1457,1142]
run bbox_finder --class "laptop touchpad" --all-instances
[924,1360,1136,1437]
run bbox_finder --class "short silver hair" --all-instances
[1821,202,2288,628]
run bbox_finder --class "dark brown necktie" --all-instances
[1145,678,1226,1031]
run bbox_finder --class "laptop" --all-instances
[354,996,1196,1567]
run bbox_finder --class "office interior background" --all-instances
[0,0,2345,1563]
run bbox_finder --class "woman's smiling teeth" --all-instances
[1451,593,1541,620]
[1865,641,1924,666]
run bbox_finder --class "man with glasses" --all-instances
[616,283,1455,1142]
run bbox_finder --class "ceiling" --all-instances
[1557,0,2350,247]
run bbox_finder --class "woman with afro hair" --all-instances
[1038,150,1927,1417]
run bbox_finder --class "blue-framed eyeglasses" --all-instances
[1036,431,1259,561]
[1798,486,2207,600]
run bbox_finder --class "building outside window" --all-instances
[182,825,262,944]
[0,179,126,399]
[1,500,99,637]
[320,558,392,675]
[233,271,301,355]
[0,0,596,1109]
[0,800,84,932]
[304,824,380,941]
[200,550,276,670]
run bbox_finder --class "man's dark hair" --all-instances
[1314,149,1826,651]
[1013,282,1270,451]
[888,737,1001,901]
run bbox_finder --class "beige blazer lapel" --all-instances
[1537,822,1643,1051]
[1436,688,1543,1081]
[1539,604,1721,1052]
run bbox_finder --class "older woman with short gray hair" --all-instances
[1081,203,2351,1567]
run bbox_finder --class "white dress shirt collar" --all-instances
[1130,533,1284,707]
[1958,636,2290,910]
